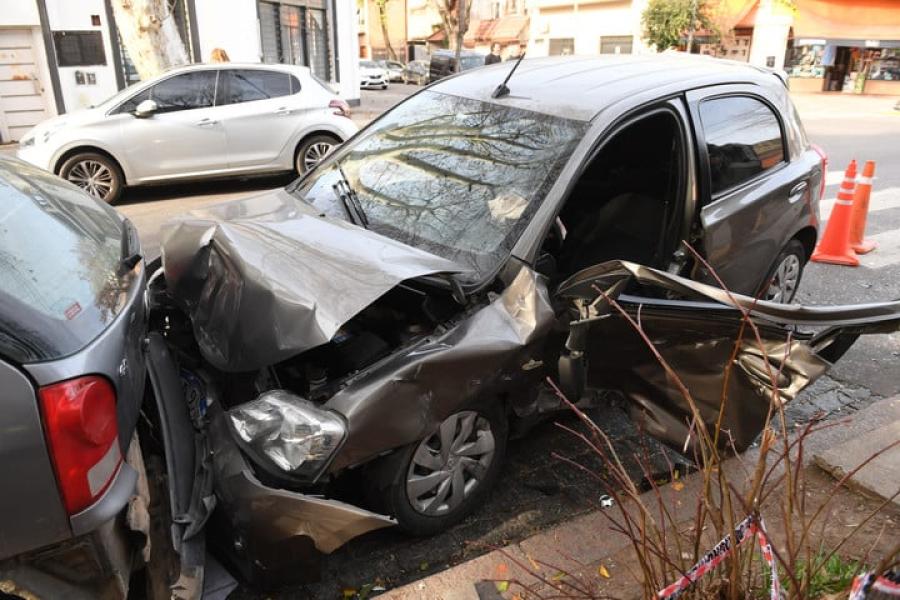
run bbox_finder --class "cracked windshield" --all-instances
[291,91,587,279]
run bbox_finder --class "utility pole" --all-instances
[685,0,698,54]
[455,0,466,72]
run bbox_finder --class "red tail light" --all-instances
[40,376,121,515]
[811,143,828,201]
[329,98,351,118]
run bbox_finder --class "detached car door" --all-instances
[118,69,228,180]
[218,68,301,169]
[688,88,814,296]
[555,260,900,453]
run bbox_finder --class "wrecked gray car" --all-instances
[146,56,899,587]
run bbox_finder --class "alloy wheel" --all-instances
[765,253,802,303]
[66,159,114,201]
[301,142,334,171]
[406,411,496,516]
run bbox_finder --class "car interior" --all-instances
[539,110,686,285]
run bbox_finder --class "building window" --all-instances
[699,96,785,196]
[599,35,632,55]
[53,31,107,67]
[548,38,574,56]
[259,0,333,81]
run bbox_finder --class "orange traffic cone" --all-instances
[849,160,877,254]
[811,160,859,266]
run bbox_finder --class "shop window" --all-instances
[599,36,633,55]
[869,48,900,81]
[786,44,825,78]
[548,38,574,56]
[699,96,785,196]
[53,31,107,67]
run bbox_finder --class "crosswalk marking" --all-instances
[819,187,900,221]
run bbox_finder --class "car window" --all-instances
[223,69,294,104]
[698,96,785,196]
[0,159,136,363]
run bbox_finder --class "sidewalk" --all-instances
[383,396,900,599]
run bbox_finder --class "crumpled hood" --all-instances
[160,189,462,371]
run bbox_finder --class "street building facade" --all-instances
[525,0,651,58]
[357,0,409,60]
[0,0,360,143]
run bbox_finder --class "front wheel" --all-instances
[761,239,807,304]
[371,405,507,536]
[295,134,339,175]
[58,152,124,203]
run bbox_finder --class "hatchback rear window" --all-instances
[0,160,135,363]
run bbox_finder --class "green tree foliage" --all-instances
[641,0,716,51]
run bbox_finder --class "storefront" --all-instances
[785,0,900,95]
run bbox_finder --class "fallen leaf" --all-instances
[526,553,541,571]
[598,564,611,579]
[495,580,510,592]
[672,481,685,491]
[494,563,509,579]
[419,562,429,571]
[342,589,356,599]
[551,571,566,581]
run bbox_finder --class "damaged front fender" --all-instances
[206,399,394,586]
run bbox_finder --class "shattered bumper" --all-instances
[206,401,394,586]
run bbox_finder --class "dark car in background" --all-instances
[145,55,900,587]
[0,157,205,599]
[428,49,486,82]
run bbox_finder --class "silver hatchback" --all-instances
[16,63,358,203]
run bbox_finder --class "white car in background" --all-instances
[359,60,388,90]
[16,63,358,203]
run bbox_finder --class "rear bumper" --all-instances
[206,400,394,587]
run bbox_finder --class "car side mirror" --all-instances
[134,99,158,118]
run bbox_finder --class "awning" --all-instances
[426,29,446,42]
[793,0,900,42]
[462,15,529,46]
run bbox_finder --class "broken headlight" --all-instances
[228,390,346,481]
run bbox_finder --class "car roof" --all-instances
[429,54,786,121]
[165,62,311,76]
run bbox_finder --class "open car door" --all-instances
[555,261,900,452]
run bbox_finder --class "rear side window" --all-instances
[699,96,785,195]
[222,69,297,105]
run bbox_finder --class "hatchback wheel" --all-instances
[295,135,339,174]
[59,152,124,203]
[762,240,806,304]
[372,406,507,536]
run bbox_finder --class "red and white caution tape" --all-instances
[849,569,900,600]
[657,514,781,600]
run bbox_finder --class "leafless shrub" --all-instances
[503,246,899,599]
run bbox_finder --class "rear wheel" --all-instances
[58,152,124,203]
[372,405,507,536]
[762,239,806,304]
[295,134,339,175]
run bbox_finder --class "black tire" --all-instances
[369,402,508,536]
[294,134,340,175]
[58,152,124,204]
[760,239,806,304]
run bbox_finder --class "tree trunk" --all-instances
[110,0,189,80]
[376,1,398,61]
[454,0,465,71]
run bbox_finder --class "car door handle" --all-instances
[196,118,218,126]
[274,107,293,115]
[789,181,808,203]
